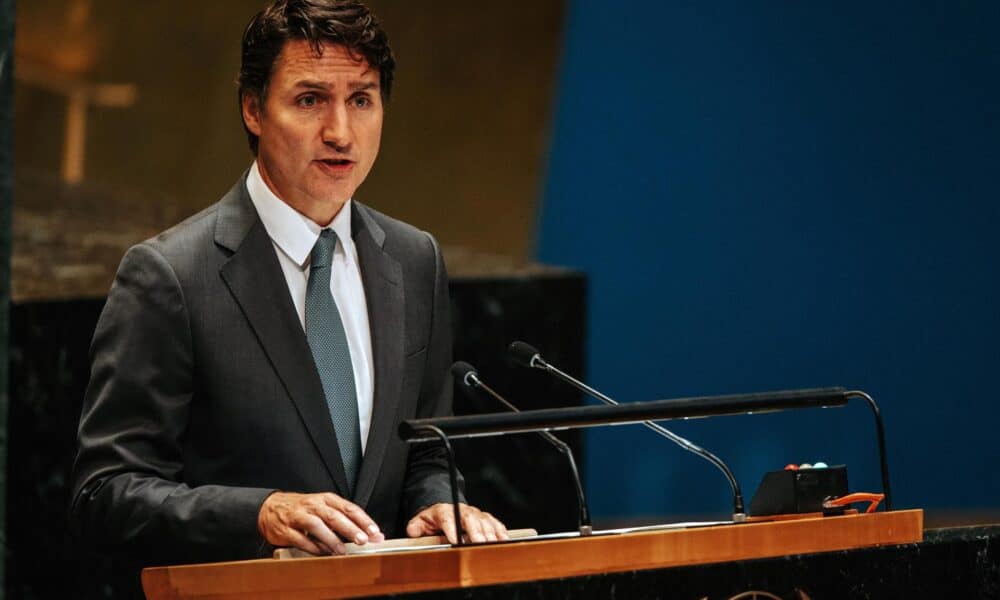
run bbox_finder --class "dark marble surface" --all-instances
[4,272,586,598]
[5,301,130,599]
[376,525,1000,600]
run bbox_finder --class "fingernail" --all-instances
[368,524,380,535]
[372,532,386,543]
[334,543,347,554]
[354,532,369,544]
[487,533,497,542]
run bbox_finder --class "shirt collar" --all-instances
[246,161,354,268]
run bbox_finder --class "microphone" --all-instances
[451,361,593,535]
[508,342,747,522]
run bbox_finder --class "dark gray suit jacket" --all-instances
[70,175,459,565]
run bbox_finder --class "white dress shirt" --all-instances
[246,162,375,453]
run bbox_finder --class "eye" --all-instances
[352,95,372,109]
[297,94,318,108]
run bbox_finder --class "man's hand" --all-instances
[258,491,385,555]
[406,503,509,544]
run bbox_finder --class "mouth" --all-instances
[315,158,355,172]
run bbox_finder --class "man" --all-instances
[71,0,506,565]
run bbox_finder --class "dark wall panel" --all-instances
[0,0,15,595]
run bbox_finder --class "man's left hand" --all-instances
[406,503,509,544]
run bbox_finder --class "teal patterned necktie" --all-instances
[305,229,361,495]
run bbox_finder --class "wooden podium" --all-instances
[141,509,922,599]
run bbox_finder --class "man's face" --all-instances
[242,40,383,222]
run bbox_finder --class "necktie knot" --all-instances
[311,229,338,269]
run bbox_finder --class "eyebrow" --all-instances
[292,80,380,93]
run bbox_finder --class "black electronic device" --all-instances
[749,466,849,516]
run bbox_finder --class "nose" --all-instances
[321,104,351,150]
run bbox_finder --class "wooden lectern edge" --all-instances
[141,509,923,600]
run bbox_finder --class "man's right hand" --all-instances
[258,491,386,555]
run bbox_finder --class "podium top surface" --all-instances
[142,509,923,600]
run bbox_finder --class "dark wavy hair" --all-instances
[238,0,395,154]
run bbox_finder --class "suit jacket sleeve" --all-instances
[70,243,274,564]
[401,232,466,518]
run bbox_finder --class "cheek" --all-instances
[267,111,312,145]
[364,124,383,163]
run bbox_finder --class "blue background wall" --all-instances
[538,1,1000,519]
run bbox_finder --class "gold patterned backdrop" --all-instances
[13,0,565,300]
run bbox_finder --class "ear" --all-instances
[242,93,263,137]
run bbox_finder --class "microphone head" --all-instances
[508,341,543,368]
[450,361,479,388]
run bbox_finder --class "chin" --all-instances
[305,183,351,204]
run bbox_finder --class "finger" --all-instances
[325,496,383,543]
[321,506,370,545]
[296,514,346,554]
[306,533,336,555]
[434,508,458,545]
[460,508,487,543]
[284,528,327,556]
[476,512,499,542]
[474,511,506,541]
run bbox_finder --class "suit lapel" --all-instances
[351,204,404,508]
[216,181,351,496]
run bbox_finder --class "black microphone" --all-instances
[508,342,747,522]
[451,361,592,535]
